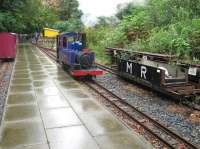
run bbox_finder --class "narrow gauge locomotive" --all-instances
[56,32,104,77]
[106,48,200,101]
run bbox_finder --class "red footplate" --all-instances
[71,69,107,77]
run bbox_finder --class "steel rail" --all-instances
[36,45,57,62]
[96,63,118,75]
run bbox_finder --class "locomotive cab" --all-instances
[57,32,104,77]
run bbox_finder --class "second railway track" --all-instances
[84,80,199,149]
[96,63,200,111]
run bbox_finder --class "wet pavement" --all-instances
[0,44,153,149]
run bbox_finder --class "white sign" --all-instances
[188,67,197,76]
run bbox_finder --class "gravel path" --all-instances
[95,73,200,147]
[0,62,13,124]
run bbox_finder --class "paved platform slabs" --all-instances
[0,44,153,149]
[7,93,36,105]
[0,120,47,149]
[47,125,99,149]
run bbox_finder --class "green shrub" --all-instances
[102,27,128,48]
[85,0,200,63]
[53,19,83,32]
[85,27,113,64]
[147,29,175,54]
[172,37,191,58]
[129,39,148,51]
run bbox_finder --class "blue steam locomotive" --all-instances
[56,32,104,77]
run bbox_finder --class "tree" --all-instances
[86,0,200,60]
[53,19,84,32]
[116,3,135,20]
[0,0,58,33]
[58,0,82,21]
[94,16,119,28]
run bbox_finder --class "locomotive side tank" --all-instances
[57,32,104,77]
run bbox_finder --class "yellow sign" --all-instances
[43,28,59,38]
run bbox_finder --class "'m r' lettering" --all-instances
[126,62,132,74]
[141,66,147,79]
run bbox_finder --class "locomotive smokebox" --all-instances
[76,51,95,69]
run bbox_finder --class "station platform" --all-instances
[0,44,153,149]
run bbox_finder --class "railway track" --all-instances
[84,80,199,149]
[35,45,57,62]
[0,63,6,81]
[97,63,200,111]
[96,63,118,75]
[0,61,13,124]
[0,62,11,82]
[35,44,199,149]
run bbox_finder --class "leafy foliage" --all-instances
[53,19,84,32]
[58,0,82,21]
[116,3,136,20]
[46,0,84,33]
[0,0,83,33]
[94,16,119,28]
[0,0,58,33]
[86,0,200,61]
[84,27,112,64]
